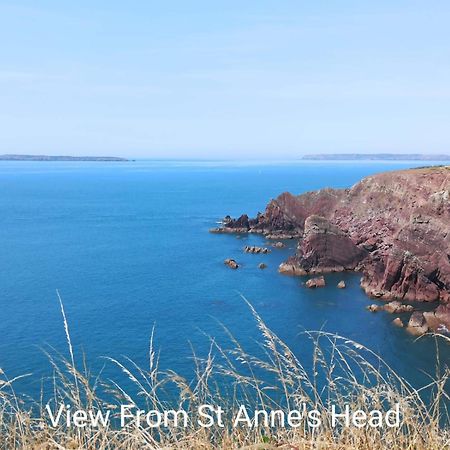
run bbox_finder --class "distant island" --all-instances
[0,154,129,161]
[301,153,450,161]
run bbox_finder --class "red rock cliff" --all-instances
[214,166,450,313]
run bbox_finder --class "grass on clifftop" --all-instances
[0,297,449,449]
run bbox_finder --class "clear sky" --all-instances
[0,1,449,158]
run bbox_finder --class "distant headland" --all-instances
[0,154,129,161]
[212,165,450,336]
[301,153,450,161]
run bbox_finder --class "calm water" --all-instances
[0,160,448,397]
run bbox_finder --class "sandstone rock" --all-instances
[244,245,270,254]
[292,216,368,274]
[392,317,404,327]
[258,263,267,270]
[406,312,429,336]
[423,304,450,333]
[367,304,383,312]
[337,280,346,289]
[362,237,378,252]
[384,301,414,314]
[279,262,307,276]
[266,233,299,239]
[224,258,239,269]
[305,276,326,288]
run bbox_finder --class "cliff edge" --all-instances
[212,166,450,333]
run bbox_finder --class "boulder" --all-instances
[384,301,414,314]
[258,263,267,270]
[337,280,346,289]
[367,304,383,312]
[392,317,404,327]
[423,304,450,333]
[224,258,239,269]
[279,262,307,276]
[272,241,286,248]
[305,276,326,288]
[406,312,429,336]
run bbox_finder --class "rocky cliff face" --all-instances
[212,166,450,333]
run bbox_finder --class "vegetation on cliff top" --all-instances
[0,298,448,449]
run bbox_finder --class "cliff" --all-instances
[212,166,450,334]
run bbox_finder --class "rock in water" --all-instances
[258,263,267,269]
[244,245,270,254]
[384,301,414,314]
[337,280,346,289]
[305,276,326,288]
[392,317,404,327]
[406,312,429,336]
[367,304,383,312]
[224,258,239,269]
[423,304,450,333]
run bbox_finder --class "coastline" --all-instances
[211,165,450,337]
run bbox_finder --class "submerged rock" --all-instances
[305,276,326,288]
[258,263,267,270]
[337,280,346,289]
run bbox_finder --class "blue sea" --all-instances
[0,160,448,398]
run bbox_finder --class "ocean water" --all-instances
[0,160,448,398]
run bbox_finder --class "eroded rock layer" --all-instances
[212,166,450,330]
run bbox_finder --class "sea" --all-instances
[0,160,448,399]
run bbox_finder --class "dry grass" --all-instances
[0,298,448,449]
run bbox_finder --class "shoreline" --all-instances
[211,165,450,337]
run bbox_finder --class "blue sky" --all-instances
[0,1,449,158]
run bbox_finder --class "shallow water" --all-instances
[0,160,447,397]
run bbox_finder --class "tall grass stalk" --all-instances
[0,296,448,449]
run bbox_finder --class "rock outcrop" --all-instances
[213,166,450,333]
[406,312,429,336]
[305,276,326,288]
[367,304,383,312]
[366,301,414,314]
[244,245,270,254]
[423,304,450,333]
[383,301,414,314]
[289,215,368,275]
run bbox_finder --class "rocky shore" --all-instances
[211,166,450,335]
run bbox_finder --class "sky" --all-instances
[0,1,449,159]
